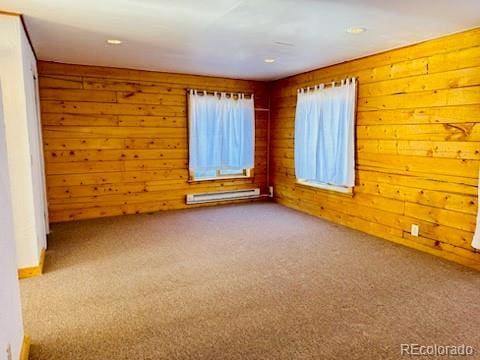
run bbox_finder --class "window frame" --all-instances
[189,168,253,182]
[294,79,357,194]
[296,179,353,194]
[187,90,256,183]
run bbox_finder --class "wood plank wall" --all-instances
[38,62,269,222]
[270,28,480,269]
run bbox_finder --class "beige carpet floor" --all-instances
[20,202,480,360]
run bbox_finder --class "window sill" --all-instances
[296,180,354,197]
[188,176,253,184]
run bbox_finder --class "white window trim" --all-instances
[190,168,253,182]
[297,179,353,194]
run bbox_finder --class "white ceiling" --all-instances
[1,0,479,80]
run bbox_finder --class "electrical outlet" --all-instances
[411,224,419,237]
[268,186,274,197]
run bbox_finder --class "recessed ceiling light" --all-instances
[106,39,122,45]
[346,27,366,34]
[264,59,275,63]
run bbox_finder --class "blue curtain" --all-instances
[189,90,254,172]
[294,79,356,187]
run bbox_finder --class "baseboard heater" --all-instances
[186,188,260,205]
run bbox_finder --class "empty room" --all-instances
[0,1,479,359]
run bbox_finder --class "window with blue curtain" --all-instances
[294,78,357,193]
[188,90,255,180]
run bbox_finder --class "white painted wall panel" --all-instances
[0,79,24,360]
[0,14,47,268]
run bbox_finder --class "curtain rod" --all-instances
[186,88,254,98]
[297,77,356,93]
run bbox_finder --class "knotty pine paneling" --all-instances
[39,61,269,222]
[270,28,480,269]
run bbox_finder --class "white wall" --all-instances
[0,80,24,360]
[21,21,49,251]
[0,14,47,268]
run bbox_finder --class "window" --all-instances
[188,90,255,181]
[294,78,357,192]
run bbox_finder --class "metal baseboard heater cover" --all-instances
[186,188,260,204]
